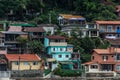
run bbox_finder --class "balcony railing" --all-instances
[49,42,67,46]
[4,40,19,43]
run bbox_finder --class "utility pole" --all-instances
[40,0,43,14]
[49,13,51,24]
[18,56,20,71]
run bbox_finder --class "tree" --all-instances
[28,40,45,54]
[81,36,95,53]
[75,0,117,21]
[16,36,28,54]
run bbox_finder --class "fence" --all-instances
[11,70,43,77]
[11,77,120,80]
[0,71,11,78]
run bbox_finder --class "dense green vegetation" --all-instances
[53,65,82,77]
[0,0,113,62]
[0,0,119,22]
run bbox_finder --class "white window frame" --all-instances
[107,25,112,32]
[116,65,120,70]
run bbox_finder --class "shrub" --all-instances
[44,69,51,76]
[53,68,81,77]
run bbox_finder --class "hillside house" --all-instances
[0,26,28,53]
[5,54,43,70]
[96,21,120,39]
[83,47,120,76]
[44,35,80,70]
[96,21,120,46]
[24,27,46,44]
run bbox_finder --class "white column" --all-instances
[89,31,91,37]
[97,31,99,37]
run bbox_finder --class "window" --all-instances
[91,31,97,36]
[92,56,94,60]
[88,24,94,29]
[66,55,69,58]
[107,26,112,32]
[116,65,120,70]
[60,48,63,51]
[15,61,19,65]
[117,26,120,30]
[24,62,29,65]
[100,26,105,32]
[58,55,62,58]
[33,62,38,65]
[53,48,55,51]
[117,34,120,38]
[102,55,108,61]
[91,65,98,69]
[116,54,120,60]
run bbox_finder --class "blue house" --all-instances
[44,35,80,70]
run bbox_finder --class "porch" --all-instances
[100,64,114,71]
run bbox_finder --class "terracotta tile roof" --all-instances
[8,26,22,32]
[96,21,120,24]
[59,14,85,20]
[93,47,120,54]
[5,54,41,61]
[84,61,115,65]
[24,27,45,32]
[47,35,66,39]
[83,61,97,65]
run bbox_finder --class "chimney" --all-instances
[108,47,115,53]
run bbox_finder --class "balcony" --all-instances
[71,53,80,60]
[106,36,116,39]
[4,40,18,43]
[49,42,67,46]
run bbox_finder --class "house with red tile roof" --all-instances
[96,21,120,39]
[5,54,43,70]
[96,21,120,46]
[83,47,120,75]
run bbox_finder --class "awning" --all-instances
[47,58,56,62]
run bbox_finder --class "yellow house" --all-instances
[5,54,43,70]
